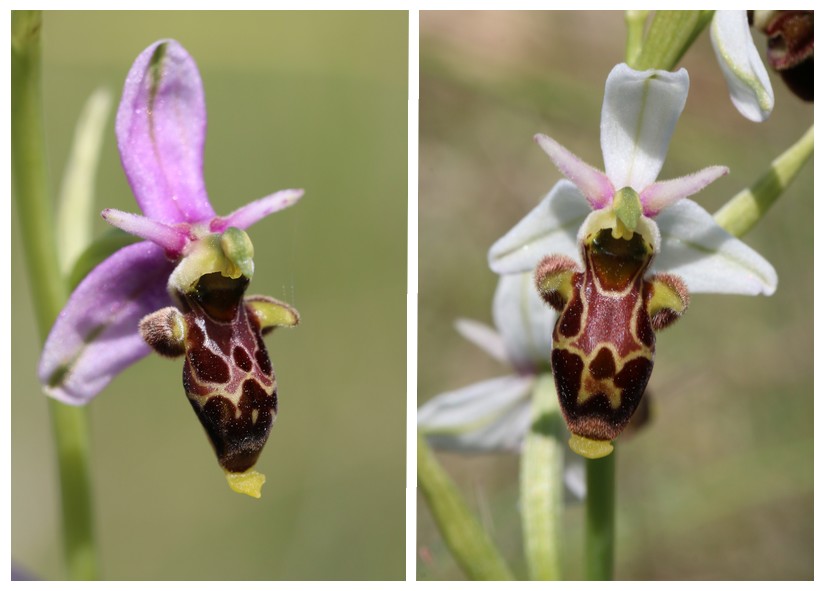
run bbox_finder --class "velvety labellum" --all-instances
[537,229,688,452]
[141,271,299,475]
[181,273,276,472]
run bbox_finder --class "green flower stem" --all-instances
[11,11,64,320]
[585,450,616,580]
[417,434,514,580]
[714,125,814,238]
[47,404,98,580]
[12,11,100,580]
[629,10,714,71]
[624,11,649,66]
[520,375,564,580]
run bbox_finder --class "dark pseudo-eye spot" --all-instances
[188,347,231,384]
[589,347,617,380]
[254,332,273,376]
[233,346,253,373]
[552,348,585,406]
[614,357,653,392]
[558,289,584,338]
[187,322,205,348]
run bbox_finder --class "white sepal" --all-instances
[418,375,535,453]
[653,199,777,295]
[488,180,589,274]
[493,273,556,373]
[710,10,774,122]
[601,64,689,191]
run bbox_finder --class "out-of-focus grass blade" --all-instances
[417,433,514,580]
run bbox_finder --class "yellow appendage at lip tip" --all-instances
[224,469,266,498]
[568,434,614,459]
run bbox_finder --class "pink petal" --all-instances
[116,39,215,224]
[102,208,190,256]
[39,242,176,405]
[210,189,304,232]
[640,166,729,216]
[534,134,613,210]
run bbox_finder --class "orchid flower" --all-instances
[418,273,585,499]
[488,63,776,459]
[38,39,303,497]
[710,10,775,121]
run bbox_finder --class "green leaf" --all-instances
[57,87,113,275]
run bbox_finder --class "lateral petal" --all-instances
[102,208,189,255]
[210,189,304,232]
[488,180,589,274]
[38,242,176,404]
[652,199,777,295]
[640,165,729,216]
[534,134,614,210]
[418,375,535,453]
[601,64,689,191]
[116,39,215,224]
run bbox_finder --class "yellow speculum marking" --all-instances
[580,372,623,409]
[538,266,575,303]
[573,346,651,409]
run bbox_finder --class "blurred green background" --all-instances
[12,11,407,580]
[418,11,812,581]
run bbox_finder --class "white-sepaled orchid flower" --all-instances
[710,10,775,122]
[418,273,554,453]
[488,63,777,459]
[418,273,586,498]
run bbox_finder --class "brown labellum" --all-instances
[140,272,299,474]
[536,229,688,455]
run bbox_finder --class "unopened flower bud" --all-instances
[752,10,813,101]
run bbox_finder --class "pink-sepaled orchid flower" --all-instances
[38,40,302,496]
[488,63,776,459]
